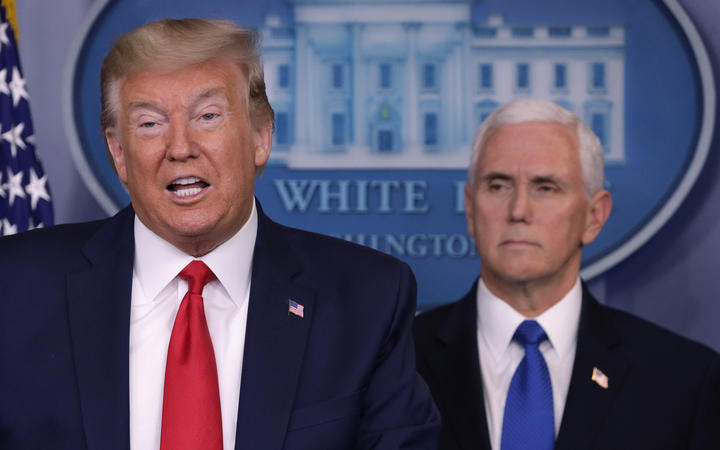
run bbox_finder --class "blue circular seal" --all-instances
[65,0,715,304]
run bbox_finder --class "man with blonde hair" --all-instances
[414,98,719,449]
[0,18,439,449]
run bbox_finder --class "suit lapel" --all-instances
[555,286,629,450]
[66,206,135,450]
[431,283,492,450]
[235,206,315,450]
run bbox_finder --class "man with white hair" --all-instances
[413,98,720,450]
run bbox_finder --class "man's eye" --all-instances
[538,184,557,192]
[488,183,506,191]
[201,113,218,120]
[140,122,156,128]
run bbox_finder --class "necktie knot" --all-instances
[179,260,216,295]
[513,320,548,347]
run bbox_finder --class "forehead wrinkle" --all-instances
[531,175,561,184]
[127,100,166,115]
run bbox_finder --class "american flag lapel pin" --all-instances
[591,366,609,389]
[288,299,304,318]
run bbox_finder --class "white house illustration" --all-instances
[261,0,625,169]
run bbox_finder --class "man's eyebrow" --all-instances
[530,175,560,184]
[126,88,230,118]
[530,175,569,189]
[191,86,229,105]
[531,175,571,192]
[480,172,513,183]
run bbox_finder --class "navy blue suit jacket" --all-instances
[0,204,440,449]
[413,281,720,450]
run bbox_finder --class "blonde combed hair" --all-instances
[100,18,274,172]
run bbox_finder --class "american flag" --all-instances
[591,366,609,389]
[288,299,304,318]
[0,2,53,236]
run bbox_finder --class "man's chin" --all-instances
[150,219,224,253]
[164,209,223,235]
[490,264,549,285]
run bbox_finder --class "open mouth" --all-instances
[167,176,209,197]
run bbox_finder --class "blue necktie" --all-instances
[501,320,554,450]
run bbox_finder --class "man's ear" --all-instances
[253,121,272,169]
[582,189,612,245]
[105,128,128,185]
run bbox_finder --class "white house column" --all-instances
[460,23,472,145]
[403,22,421,154]
[308,43,321,150]
[352,23,366,153]
[451,45,464,148]
[294,24,310,151]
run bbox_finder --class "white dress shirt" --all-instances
[476,277,581,450]
[129,202,257,450]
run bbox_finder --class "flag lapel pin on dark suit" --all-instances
[591,367,609,389]
[288,299,304,318]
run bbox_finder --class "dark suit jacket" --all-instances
[413,280,720,450]
[0,204,440,450]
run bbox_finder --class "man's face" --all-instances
[105,58,271,256]
[465,121,610,293]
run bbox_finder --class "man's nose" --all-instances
[509,188,532,223]
[166,119,198,161]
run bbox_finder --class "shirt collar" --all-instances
[133,200,258,306]
[476,277,582,363]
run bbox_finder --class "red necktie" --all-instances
[161,260,223,450]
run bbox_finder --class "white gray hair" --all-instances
[468,98,605,196]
